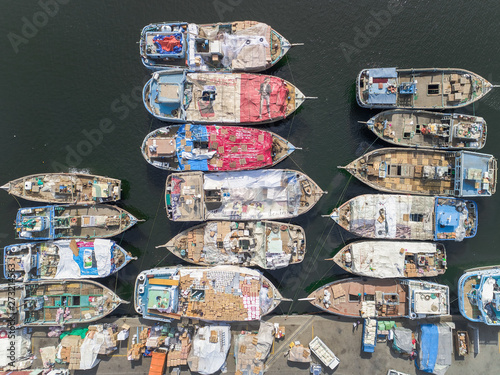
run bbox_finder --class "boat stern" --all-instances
[457,271,481,322]
[143,77,155,115]
[134,271,148,316]
[139,22,189,70]
[356,69,368,107]
[434,197,478,241]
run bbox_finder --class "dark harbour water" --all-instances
[1,0,500,317]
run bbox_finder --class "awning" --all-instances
[369,68,397,78]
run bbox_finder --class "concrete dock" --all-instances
[26,314,500,375]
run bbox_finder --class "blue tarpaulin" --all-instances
[418,324,439,373]
[369,68,397,78]
[366,68,398,105]
[73,246,98,276]
[367,92,397,105]
[417,324,452,375]
[176,124,210,171]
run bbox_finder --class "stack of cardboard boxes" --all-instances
[127,327,150,361]
[166,331,191,367]
[179,272,249,321]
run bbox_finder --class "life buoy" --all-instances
[410,312,417,319]
[0,329,8,339]
[138,274,146,282]
[136,306,143,314]
[424,294,431,301]
[71,217,77,224]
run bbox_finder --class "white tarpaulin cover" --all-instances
[204,170,301,220]
[349,195,435,240]
[349,241,438,278]
[482,277,495,304]
[79,334,102,370]
[54,239,112,279]
[234,321,274,375]
[188,325,231,375]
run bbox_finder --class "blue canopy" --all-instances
[366,68,398,105]
[369,68,397,78]
[367,91,397,105]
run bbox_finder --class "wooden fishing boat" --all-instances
[15,204,138,240]
[330,194,477,242]
[165,169,325,222]
[357,67,493,109]
[331,241,446,278]
[134,265,290,322]
[140,21,298,72]
[157,220,305,269]
[365,110,487,150]
[458,265,500,325]
[143,70,308,124]
[141,124,296,171]
[4,239,136,281]
[0,279,126,327]
[304,278,449,319]
[1,173,121,205]
[341,147,496,197]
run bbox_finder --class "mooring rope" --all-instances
[285,220,336,315]
[137,184,165,272]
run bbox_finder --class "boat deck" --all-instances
[311,279,408,318]
[143,125,293,172]
[398,71,473,108]
[358,68,489,109]
[335,241,446,278]
[370,110,486,149]
[165,221,305,269]
[0,281,121,326]
[5,174,121,204]
[16,205,135,240]
[136,267,281,322]
[347,148,455,196]
[462,276,481,320]
[141,21,285,72]
[166,170,323,222]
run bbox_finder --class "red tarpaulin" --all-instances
[155,35,182,52]
[206,126,273,171]
[239,74,289,123]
